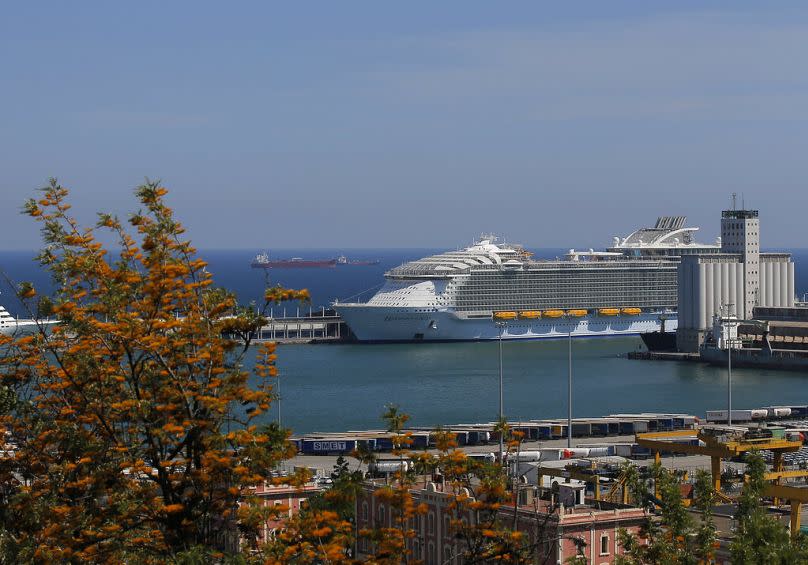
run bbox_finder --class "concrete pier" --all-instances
[251,310,349,343]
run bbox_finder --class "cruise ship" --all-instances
[0,304,56,336]
[334,217,719,342]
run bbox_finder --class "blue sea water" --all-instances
[2,248,808,434]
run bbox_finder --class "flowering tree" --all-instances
[0,180,307,562]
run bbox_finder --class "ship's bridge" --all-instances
[387,235,523,279]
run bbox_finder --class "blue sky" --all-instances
[1,1,807,249]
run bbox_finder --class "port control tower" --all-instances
[720,209,760,319]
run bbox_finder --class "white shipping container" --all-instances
[370,461,410,474]
[751,409,769,419]
[706,410,754,422]
[768,408,792,418]
[613,444,634,457]
[508,451,544,462]
[561,448,590,459]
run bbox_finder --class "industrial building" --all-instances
[676,209,795,352]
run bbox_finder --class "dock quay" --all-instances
[291,412,700,457]
[627,350,701,362]
[246,308,351,344]
[292,405,808,458]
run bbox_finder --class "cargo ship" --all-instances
[334,217,720,342]
[251,253,337,269]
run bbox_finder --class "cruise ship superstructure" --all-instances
[334,217,719,342]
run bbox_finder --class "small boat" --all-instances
[518,311,542,319]
[598,308,620,316]
[566,309,588,317]
[542,310,565,318]
[492,311,518,320]
[621,307,642,315]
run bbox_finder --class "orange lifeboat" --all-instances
[542,309,565,318]
[621,307,642,315]
[598,308,620,316]
[518,311,542,319]
[566,309,588,317]
[492,311,518,320]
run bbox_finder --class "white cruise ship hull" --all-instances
[336,305,677,342]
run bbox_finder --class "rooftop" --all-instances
[722,209,759,219]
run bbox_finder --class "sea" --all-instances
[2,248,808,435]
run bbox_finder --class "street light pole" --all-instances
[568,329,573,449]
[724,305,735,426]
[498,321,505,461]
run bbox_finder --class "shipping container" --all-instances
[508,451,544,462]
[619,420,649,435]
[631,445,652,458]
[613,444,634,457]
[369,461,410,475]
[301,438,357,454]
[591,422,609,436]
[789,406,808,417]
[537,425,553,440]
[572,422,591,437]
[705,410,754,422]
[655,417,674,431]
[768,407,793,418]
[467,452,497,463]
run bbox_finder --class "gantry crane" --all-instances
[637,427,808,538]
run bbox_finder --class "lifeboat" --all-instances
[542,309,565,318]
[598,308,620,316]
[621,307,642,315]
[492,311,518,320]
[518,311,542,319]
[566,309,588,317]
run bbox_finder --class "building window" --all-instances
[601,534,609,555]
[428,512,435,534]
[362,501,368,522]
[379,505,386,525]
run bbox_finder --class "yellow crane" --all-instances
[636,427,808,538]
[534,462,623,502]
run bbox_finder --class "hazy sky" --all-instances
[2,2,807,250]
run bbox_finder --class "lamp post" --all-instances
[723,304,737,426]
[727,337,732,426]
[277,370,282,428]
[567,329,573,449]
[496,321,506,461]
